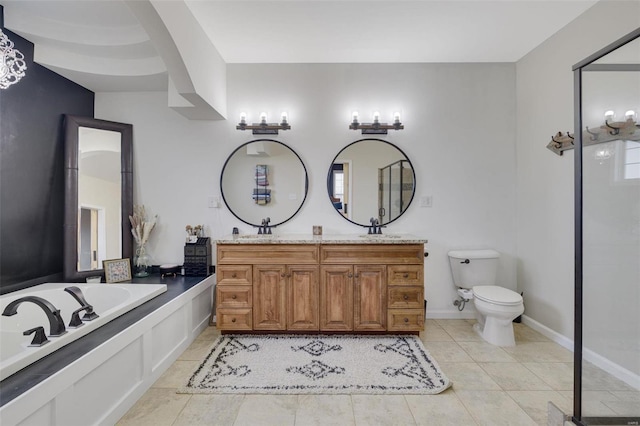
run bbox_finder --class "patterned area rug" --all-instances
[179,335,451,395]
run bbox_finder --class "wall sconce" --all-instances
[1,28,28,90]
[547,109,639,156]
[236,111,291,135]
[349,111,404,134]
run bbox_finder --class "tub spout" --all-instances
[64,286,99,320]
[2,296,67,337]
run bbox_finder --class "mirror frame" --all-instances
[63,115,133,281]
[220,139,309,227]
[327,138,416,228]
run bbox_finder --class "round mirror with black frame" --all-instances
[327,138,415,227]
[220,139,309,227]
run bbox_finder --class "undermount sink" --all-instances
[358,234,402,239]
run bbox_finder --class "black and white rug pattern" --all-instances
[180,335,451,395]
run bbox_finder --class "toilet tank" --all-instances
[448,249,500,289]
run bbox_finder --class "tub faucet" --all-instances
[2,296,67,337]
[64,286,99,320]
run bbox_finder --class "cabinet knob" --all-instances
[348,273,353,278]
[403,273,409,278]
[232,273,237,278]
[404,318,409,323]
[403,295,409,300]
[281,273,286,278]
[354,273,360,278]
[231,294,237,299]
[231,318,236,323]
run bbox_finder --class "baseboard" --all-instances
[522,315,639,390]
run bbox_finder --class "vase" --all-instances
[134,245,151,277]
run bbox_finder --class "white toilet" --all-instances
[448,249,524,346]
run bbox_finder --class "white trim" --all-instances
[522,315,639,390]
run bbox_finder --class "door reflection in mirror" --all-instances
[77,127,122,271]
[328,139,415,226]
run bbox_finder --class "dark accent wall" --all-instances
[1,8,95,293]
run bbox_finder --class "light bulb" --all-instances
[372,111,380,122]
[604,110,615,122]
[281,111,288,124]
[351,111,359,123]
[393,112,401,123]
[625,110,637,121]
[260,112,267,123]
[239,112,247,124]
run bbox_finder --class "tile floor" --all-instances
[117,320,639,426]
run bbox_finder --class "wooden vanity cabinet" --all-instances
[216,242,424,333]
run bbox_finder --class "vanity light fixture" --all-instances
[349,111,404,134]
[547,109,639,156]
[0,28,28,89]
[236,111,291,135]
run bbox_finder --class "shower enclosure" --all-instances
[573,28,640,425]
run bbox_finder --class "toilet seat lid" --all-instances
[473,286,522,305]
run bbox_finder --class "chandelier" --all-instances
[1,28,27,89]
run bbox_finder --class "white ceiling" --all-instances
[2,0,598,92]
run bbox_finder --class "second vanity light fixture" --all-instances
[349,111,404,134]
[547,109,639,156]
[236,112,291,135]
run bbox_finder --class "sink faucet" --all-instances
[2,296,67,337]
[64,286,99,321]
[368,217,384,234]
[258,217,272,235]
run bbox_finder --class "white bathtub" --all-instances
[0,283,166,381]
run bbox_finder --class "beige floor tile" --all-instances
[196,325,221,342]
[455,390,537,426]
[173,394,245,426]
[513,323,550,343]
[444,325,484,342]
[581,401,617,417]
[439,362,501,390]
[602,400,640,416]
[179,338,214,361]
[524,363,574,391]
[423,341,474,363]
[507,390,572,425]
[480,363,553,391]
[405,390,477,425]
[458,341,518,363]
[609,390,640,401]
[420,326,454,342]
[234,394,298,426]
[582,363,638,392]
[116,388,191,426]
[434,319,475,329]
[153,360,200,388]
[351,395,416,426]
[295,395,355,426]
[502,342,573,363]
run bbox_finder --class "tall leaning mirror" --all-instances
[328,138,416,227]
[221,139,308,227]
[63,115,133,281]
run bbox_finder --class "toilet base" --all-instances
[474,317,517,347]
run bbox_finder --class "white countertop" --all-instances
[215,234,427,244]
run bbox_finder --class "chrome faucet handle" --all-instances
[24,326,49,347]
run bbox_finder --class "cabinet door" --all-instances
[253,265,287,330]
[320,265,353,331]
[287,265,319,330]
[354,265,387,331]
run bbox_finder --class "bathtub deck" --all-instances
[0,275,208,408]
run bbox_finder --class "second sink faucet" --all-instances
[368,217,384,234]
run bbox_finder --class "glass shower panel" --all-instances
[581,53,640,421]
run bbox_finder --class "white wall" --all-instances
[95,62,517,318]
[516,0,640,343]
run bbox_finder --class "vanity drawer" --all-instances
[218,244,319,265]
[387,265,423,286]
[388,286,424,309]
[387,309,424,331]
[217,285,252,308]
[217,308,253,330]
[321,244,423,264]
[217,265,252,285]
